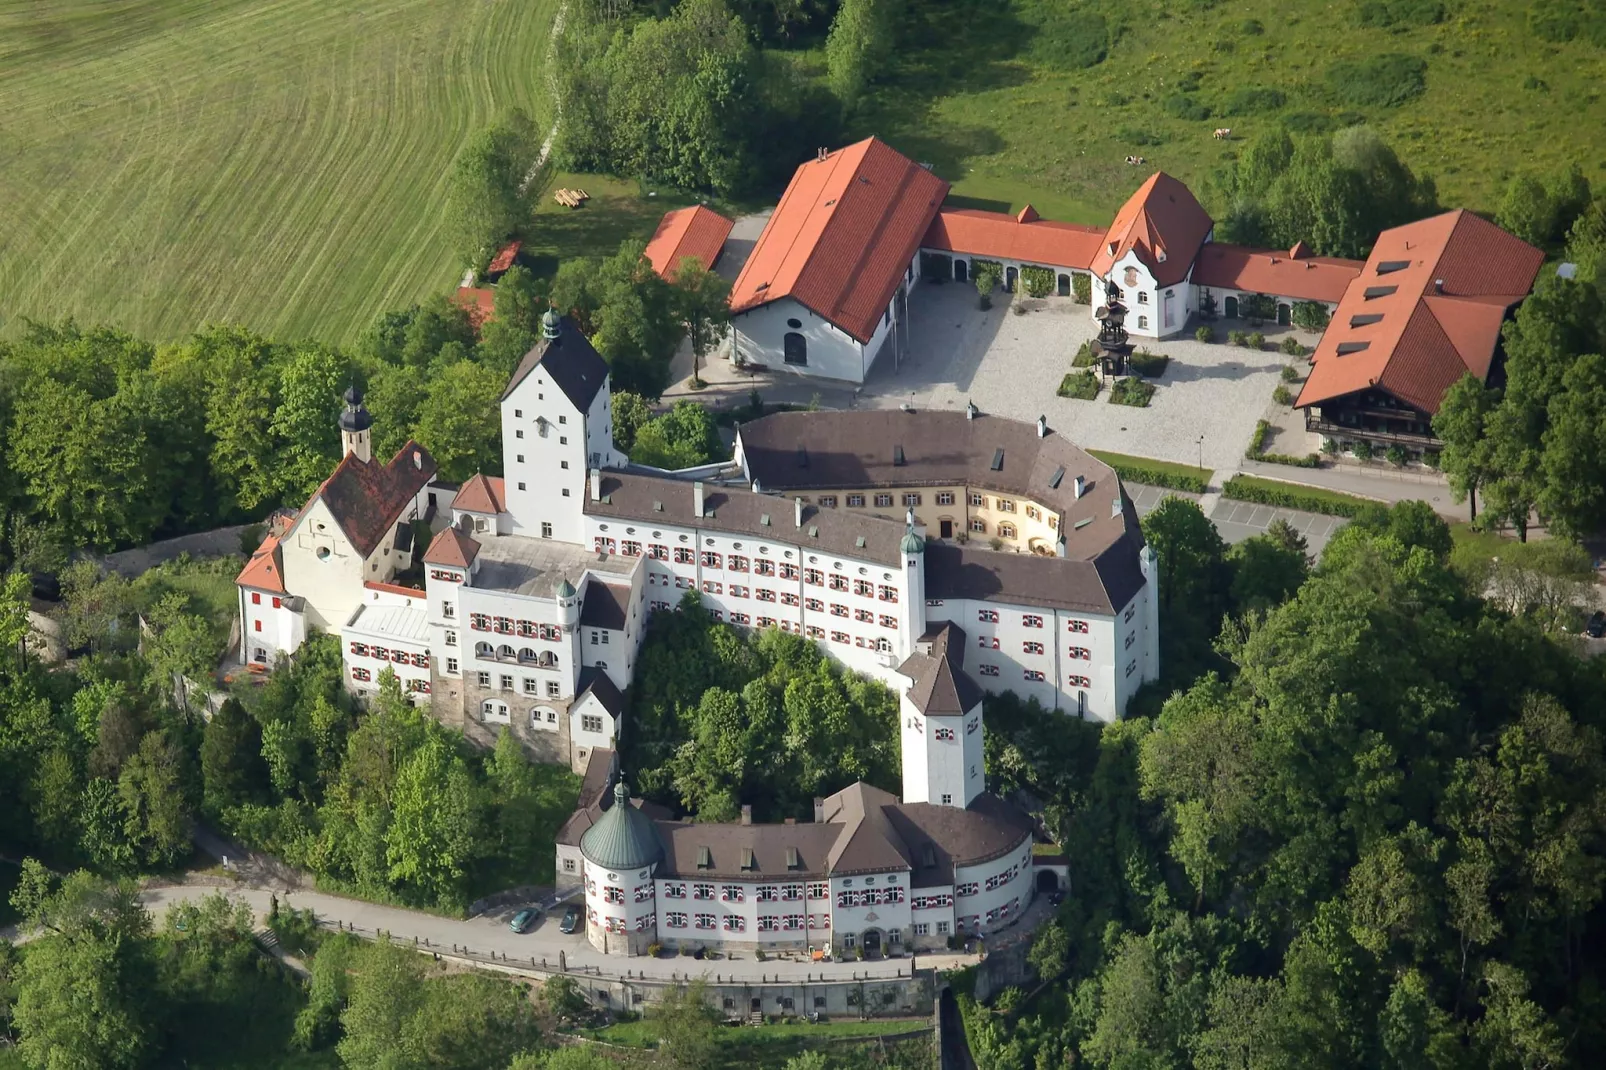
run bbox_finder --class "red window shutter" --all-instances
[253,620,262,632]
[272,597,282,609]
[251,593,261,605]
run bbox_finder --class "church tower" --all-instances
[339,384,373,463]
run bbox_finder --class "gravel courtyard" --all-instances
[860,283,1315,473]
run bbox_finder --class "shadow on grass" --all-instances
[943,193,1014,213]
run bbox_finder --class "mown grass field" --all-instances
[836,0,1606,224]
[0,0,559,347]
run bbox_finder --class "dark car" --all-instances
[1587,611,1606,639]
[509,908,539,934]
[559,905,581,934]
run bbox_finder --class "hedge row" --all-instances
[1245,419,1322,467]
[1220,475,1370,517]
[1103,463,1209,494]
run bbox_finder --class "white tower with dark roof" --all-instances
[898,623,985,809]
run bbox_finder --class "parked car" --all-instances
[509,908,539,934]
[559,906,581,934]
[1586,610,1606,639]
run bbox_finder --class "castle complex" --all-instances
[237,302,1157,956]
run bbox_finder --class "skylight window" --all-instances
[1350,314,1384,327]
[1336,341,1371,355]
[1363,285,1397,300]
[1376,260,1410,275]
[1049,466,1065,489]
[991,448,1005,471]
[893,445,906,466]
[796,446,808,468]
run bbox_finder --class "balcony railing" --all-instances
[1305,414,1440,448]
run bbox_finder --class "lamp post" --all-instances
[1197,435,1205,473]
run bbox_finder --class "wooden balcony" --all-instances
[1305,413,1439,448]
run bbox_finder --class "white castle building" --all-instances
[237,309,1160,953]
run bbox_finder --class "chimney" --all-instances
[1056,534,1067,558]
[813,797,825,824]
[1073,475,1086,499]
[966,400,978,420]
[741,805,752,826]
[1434,279,1444,293]
[694,481,705,517]
[1112,494,1124,519]
[1036,415,1048,438]
[795,497,803,527]
[589,468,601,501]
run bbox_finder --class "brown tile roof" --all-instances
[656,819,844,879]
[1090,173,1214,288]
[1191,242,1363,304]
[924,539,1146,615]
[452,286,496,329]
[422,525,480,568]
[308,442,437,560]
[644,206,734,281]
[503,315,610,411]
[735,409,1141,563]
[488,241,522,275]
[881,795,1035,886]
[729,138,949,344]
[1297,210,1544,414]
[236,530,287,594]
[578,581,629,630]
[584,470,909,567]
[824,783,913,875]
[454,474,505,514]
[576,666,625,718]
[921,207,1105,271]
[899,623,984,715]
[556,749,673,847]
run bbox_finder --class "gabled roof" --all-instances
[422,525,480,569]
[644,206,734,281]
[1191,243,1363,304]
[576,666,626,718]
[502,314,609,411]
[921,208,1106,271]
[454,473,505,515]
[578,581,629,630]
[899,623,984,715]
[487,241,521,275]
[1090,173,1214,288]
[452,286,496,329]
[1296,210,1545,414]
[236,530,287,594]
[301,442,437,560]
[822,783,913,875]
[729,138,949,344]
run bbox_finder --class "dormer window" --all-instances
[697,846,713,869]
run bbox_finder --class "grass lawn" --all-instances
[838,0,1606,224]
[0,0,559,348]
[131,554,247,662]
[522,172,738,279]
[1087,450,1211,484]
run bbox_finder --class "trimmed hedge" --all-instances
[1021,264,1055,298]
[1221,475,1371,517]
[1128,349,1170,377]
[1101,462,1209,494]
[1072,273,1093,304]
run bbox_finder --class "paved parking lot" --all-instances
[1125,483,1347,557]
[860,283,1314,473]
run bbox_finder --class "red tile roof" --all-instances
[305,442,438,560]
[454,473,505,515]
[423,525,481,568]
[921,208,1105,271]
[1297,210,1544,414]
[1089,173,1214,288]
[236,530,287,594]
[487,241,521,275]
[730,137,949,344]
[452,286,496,329]
[644,206,734,281]
[1191,243,1364,304]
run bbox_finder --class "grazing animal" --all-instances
[1213,127,1232,140]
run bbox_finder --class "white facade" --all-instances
[1101,250,1193,340]
[239,586,305,667]
[499,365,623,545]
[582,857,658,956]
[900,694,984,808]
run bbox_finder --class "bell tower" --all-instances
[339,384,373,462]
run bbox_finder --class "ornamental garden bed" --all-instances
[1108,376,1156,407]
[1057,370,1101,400]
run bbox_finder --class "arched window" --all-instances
[519,647,538,664]
[1137,315,1148,330]
[783,332,807,366]
[475,641,494,658]
[497,644,515,660]
[538,651,558,669]
[480,700,509,722]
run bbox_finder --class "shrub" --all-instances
[1221,476,1370,517]
[1240,17,1265,34]
[1526,0,1606,43]
[1033,12,1111,69]
[239,523,266,555]
[1128,349,1170,377]
[955,530,970,544]
[1327,53,1428,108]
[1222,87,1286,115]
[1280,340,1306,360]
[1292,301,1331,332]
[1240,294,1276,323]
[989,537,1005,551]
[1021,265,1055,298]
[1072,273,1093,304]
[1195,326,1215,343]
[1273,384,1294,405]
[1057,370,1101,400]
[1164,93,1213,121]
[1013,303,1029,315]
[1109,376,1157,407]
[1248,419,1271,455]
[1423,449,1442,469]
[1283,111,1336,134]
[1386,445,1409,467]
[1228,329,1248,346]
[1260,451,1323,468]
[1072,341,1096,368]
[648,943,663,957]
[1354,0,1445,28]
[1119,127,1166,147]
[1321,437,1340,456]
[1098,460,1209,493]
[1351,440,1375,460]
[754,948,765,961]
[1247,331,1266,350]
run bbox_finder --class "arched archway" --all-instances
[1057,273,1070,297]
[861,928,883,954]
[1224,295,1239,319]
[783,332,807,366]
[1036,869,1060,894]
[1277,302,1292,326]
[954,259,968,282]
